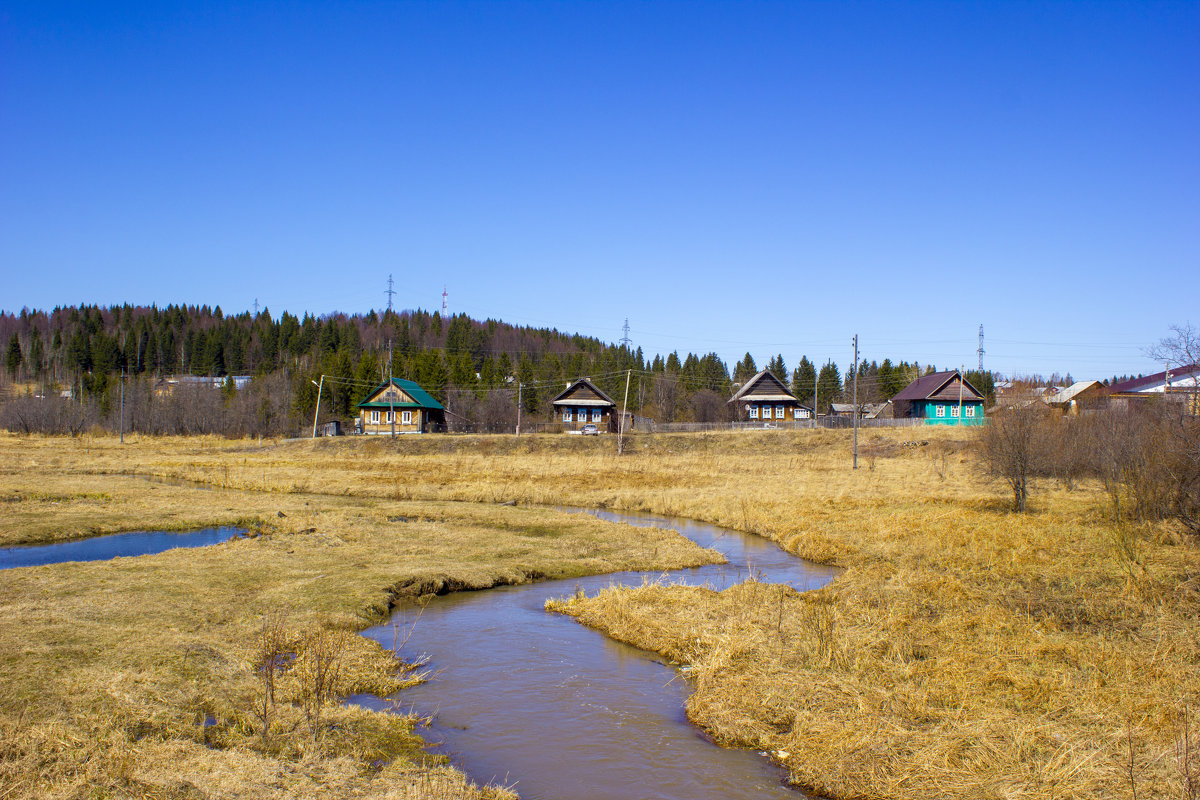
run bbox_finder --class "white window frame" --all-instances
[965,405,975,418]
[563,409,572,423]
[592,408,602,422]
[386,410,394,424]
[775,405,784,419]
[935,404,945,418]
[370,410,380,424]
[749,406,758,419]
[951,405,960,418]
[402,409,412,424]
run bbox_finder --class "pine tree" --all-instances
[792,356,816,405]
[817,361,842,407]
[5,334,21,380]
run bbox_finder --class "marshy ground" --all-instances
[0,428,1195,799]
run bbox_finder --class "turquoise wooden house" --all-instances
[891,370,985,426]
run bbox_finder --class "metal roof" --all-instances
[892,370,984,402]
[355,378,445,411]
[1108,364,1200,394]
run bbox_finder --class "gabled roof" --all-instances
[356,378,444,410]
[1045,381,1103,405]
[892,370,984,402]
[1108,364,1200,394]
[551,377,616,407]
[728,369,798,403]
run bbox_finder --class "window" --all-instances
[386,410,394,424]
[951,406,960,417]
[965,406,975,418]
[793,408,801,420]
[935,405,945,418]
[402,410,412,424]
[749,406,758,419]
[775,405,784,419]
[592,408,602,422]
[563,409,572,423]
[370,410,380,424]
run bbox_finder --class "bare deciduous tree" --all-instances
[979,400,1054,512]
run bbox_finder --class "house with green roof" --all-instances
[356,378,446,434]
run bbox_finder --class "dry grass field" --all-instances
[1,427,1196,799]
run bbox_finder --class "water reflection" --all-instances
[0,527,243,570]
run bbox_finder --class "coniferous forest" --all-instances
[0,304,993,436]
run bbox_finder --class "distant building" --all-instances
[552,378,618,431]
[729,370,813,422]
[154,375,253,396]
[1045,381,1106,414]
[828,402,889,420]
[891,370,985,425]
[1107,364,1200,415]
[356,378,446,434]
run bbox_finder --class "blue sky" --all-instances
[2,1,1196,380]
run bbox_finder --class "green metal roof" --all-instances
[355,378,445,411]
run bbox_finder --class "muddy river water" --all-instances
[351,509,836,800]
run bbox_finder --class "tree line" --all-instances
[1,304,989,436]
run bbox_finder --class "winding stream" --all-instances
[351,508,836,800]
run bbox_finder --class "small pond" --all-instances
[351,508,836,800]
[0,527,244,570]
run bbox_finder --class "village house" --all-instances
[729,369,813,422]
[552,378,618,431]
[890,370,985,425]
[1045,381,1107,414]
[1106,364,1200,415]
[355,378,446,434]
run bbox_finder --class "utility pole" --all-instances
[311,375,324,438]
[958,364,964,423]
[852,335,858,469]
[814,372,819,430]
[516,383,522,436]
[617,369,631,455]
[388,339,395,437]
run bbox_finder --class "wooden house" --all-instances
[891,370,985,425]
[552,378,618,431]
[1045,381,1106,414]
[356,378,446,434]
[729,369,813,422]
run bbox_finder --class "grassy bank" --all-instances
[0,454,721,799]
[1,429,1195,799]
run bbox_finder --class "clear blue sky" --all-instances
[2,1,1196,380]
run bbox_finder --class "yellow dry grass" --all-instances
[0,438,719,800]
[1,428,1196,799]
